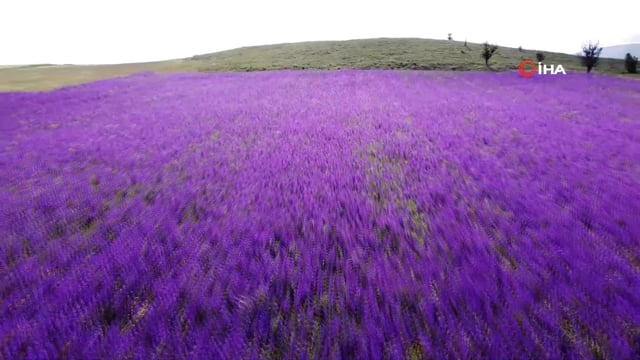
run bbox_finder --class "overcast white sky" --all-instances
[2,0,639,65]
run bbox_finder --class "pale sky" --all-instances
[2,0,639,65]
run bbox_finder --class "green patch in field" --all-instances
[122,298,153,332]
[493,243,518,270]
[127,185,139,198]
[144,189,157,205]
[113,189,127,205]
[48,222,67,241]
[79,216,98,237]
[406,341,425,360]
[178,201,203,225]
[407,199,429,246]
[21,238,34,258]
[560,315,578,350]
[363,141,431,249]
[90,175,100,189]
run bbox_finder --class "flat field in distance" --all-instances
[1,70,639,359]
[0,38,635,92]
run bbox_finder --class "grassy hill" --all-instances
[191,38,626,72]
[0,38,634,92]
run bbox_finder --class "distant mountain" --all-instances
[600,44,640,59]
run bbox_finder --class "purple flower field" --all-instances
[1,70,639,359]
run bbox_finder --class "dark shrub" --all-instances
[624,53,638,73]
[481,42,499,66]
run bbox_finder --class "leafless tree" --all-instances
[580,41,603,73]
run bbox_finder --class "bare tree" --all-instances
[624,53,638,73]
[580,41,603,73]
[481,42,499,66]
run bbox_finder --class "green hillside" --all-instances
[191,38,625,73]
[0,38,633,92]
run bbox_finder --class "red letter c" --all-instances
[518,60,537,78]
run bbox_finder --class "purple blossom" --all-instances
[1,70,639,359]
